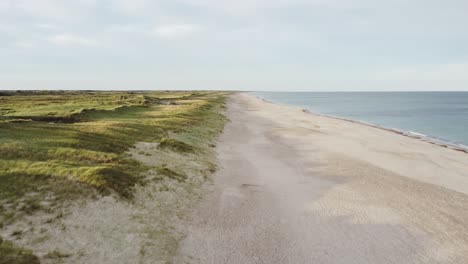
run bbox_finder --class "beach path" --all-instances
[176,93,468,264]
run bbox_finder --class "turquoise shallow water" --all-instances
[252,92,468,147]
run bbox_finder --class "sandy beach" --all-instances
[176,93,468,264]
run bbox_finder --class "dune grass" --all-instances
[0,238,39,264]
[0,90,228,261]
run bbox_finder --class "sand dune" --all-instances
[176,93,468,264]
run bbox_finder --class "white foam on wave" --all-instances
[308,111,468,153]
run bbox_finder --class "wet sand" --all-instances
[176,93,468,264]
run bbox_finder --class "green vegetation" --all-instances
[159,138,196,153]
[155,166,187,182]
[0,90,227,262]
[0,238,40,264]
[43,249,71,260]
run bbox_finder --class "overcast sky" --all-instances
[1,0,467,91]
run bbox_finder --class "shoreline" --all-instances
[254,94,468,154]
[243,93,468,196]
[177,93,468,263]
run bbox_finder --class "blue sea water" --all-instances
[252,92,468,147]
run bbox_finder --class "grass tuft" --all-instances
[159,138,195,153]
[155,167,188,182]
[0,238,40,264]
[44,249,71,259]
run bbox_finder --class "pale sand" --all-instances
[176,93,468,264]
[2,142,208,264]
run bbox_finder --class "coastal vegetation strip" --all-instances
[0,90,227,262]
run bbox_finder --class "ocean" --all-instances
[252,92,468,148]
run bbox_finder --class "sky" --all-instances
[1,0,468,91]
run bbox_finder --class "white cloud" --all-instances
[109,24,145,34]
[0,24,13,32]
[2,0,468,91]
[112,0,153,14]
[11,0,98,20]
[182,0,267,15]
[48,34,98,47]
[36,23,57,30]
[153,24,205,39]
[180,0,332,16]
[110,23,205,39]
[14,41,34,49]
[0,1,12,9]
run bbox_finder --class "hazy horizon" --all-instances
[3,89,468,93]
[1,0,468,91]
